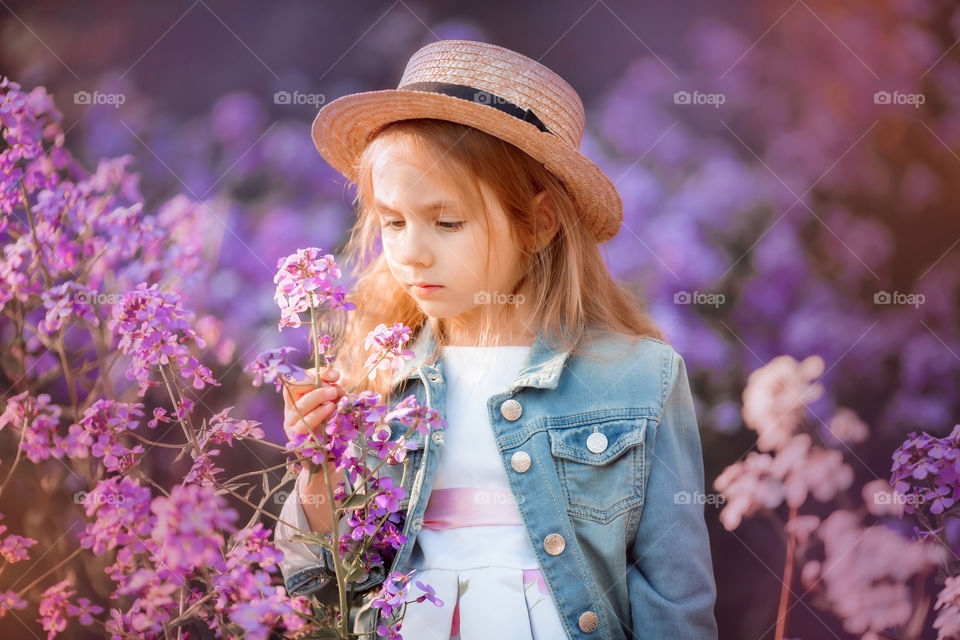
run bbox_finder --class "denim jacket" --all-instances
[276,321,719,639]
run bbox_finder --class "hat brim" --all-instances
[311,89,623,243]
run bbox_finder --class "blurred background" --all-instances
[2,0,959,637]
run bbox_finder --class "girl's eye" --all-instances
[381,220,465,231]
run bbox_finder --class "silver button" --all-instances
[500,398,523,421]
[428,373,441,383]
[543,533,565,555]
[431,431,445,445]
[586,427,608,454]
[578,610,599,633]
[510,451,531,473]
[410,515,423,531]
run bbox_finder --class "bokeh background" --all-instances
[2,0,960,638]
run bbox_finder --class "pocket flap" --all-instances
[548,418,647,465]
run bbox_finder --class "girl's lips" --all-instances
[410,284,444,296]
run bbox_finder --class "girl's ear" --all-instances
[530,190,559,252]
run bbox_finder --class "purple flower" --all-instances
[371,477,406,517]
[890,425,960,516]
[0,391,64,463]
[199,406,265,448]
[37,578,74,639]
[244,346,306,392]
[384,394,447,436]
[149,483,238,575]
[273,248,354,329]
[363,323,415,379]
[0,590,28,619]
[371,570,415,619]
[107,282,220,397]
[37,281,99,335]
[79,476,153,555]
[414,580,444,607]
[66,597,104,626]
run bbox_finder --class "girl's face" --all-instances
[371,139,532,344]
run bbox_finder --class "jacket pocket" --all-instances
[548,417,647,523]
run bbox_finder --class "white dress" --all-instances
[397,345,567,640]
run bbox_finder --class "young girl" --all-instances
[276,39,718,639]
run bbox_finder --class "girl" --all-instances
[276,39,718,639]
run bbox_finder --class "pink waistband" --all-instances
[422,487,523,529]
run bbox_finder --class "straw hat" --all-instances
[311,39,623,243]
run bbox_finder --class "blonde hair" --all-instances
[323,119,664,404]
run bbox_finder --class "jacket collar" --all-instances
[389,320,573,391]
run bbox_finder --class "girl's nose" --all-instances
[396,225,434,267]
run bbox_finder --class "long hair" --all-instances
[325,119,664,405]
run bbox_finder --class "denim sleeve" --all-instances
[275,467,339,603]
[627,349,719,638]
[275,467,388,601]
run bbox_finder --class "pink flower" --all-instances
[825,407,869,445]
[363,323,416,379]
[934,575,960,640]
[814,510,946,635]
[37,578,74,639]
[741,354,824,452]
[273,248,354,329]
[0,590,27,619]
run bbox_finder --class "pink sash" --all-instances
[422,487,523,529]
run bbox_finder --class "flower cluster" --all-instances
[714,355,855,531]
[363,323,415,379]
[273,248,354,329]
[890,424,960,516]
[108,283,219,397]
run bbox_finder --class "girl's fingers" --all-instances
[285,400,338,437]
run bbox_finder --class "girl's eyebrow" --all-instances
[373,199,458,214]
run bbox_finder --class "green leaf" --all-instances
[286,531,332,550]
[338,488,379,513]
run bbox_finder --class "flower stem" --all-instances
[774,505,798,640]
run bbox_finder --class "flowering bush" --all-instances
[0,77,440,639]
[714,353,959,639]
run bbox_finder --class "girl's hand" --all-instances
[282,367,345,440]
